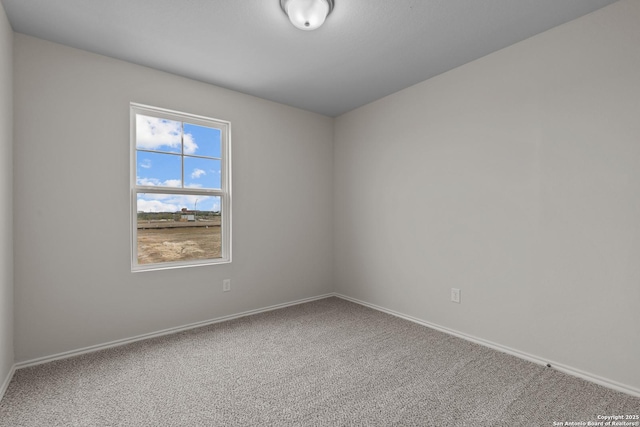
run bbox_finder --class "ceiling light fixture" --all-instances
[280,0,334,31]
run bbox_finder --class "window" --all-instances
[130,103,231,271]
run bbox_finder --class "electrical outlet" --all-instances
[451,288,460,303]
[223,279,231,292]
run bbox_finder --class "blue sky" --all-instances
[135,115,222,212]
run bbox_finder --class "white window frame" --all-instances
[130,103,231,272]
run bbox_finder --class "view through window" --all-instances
[131,104,231,271]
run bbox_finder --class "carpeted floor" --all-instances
[1,297,638,426]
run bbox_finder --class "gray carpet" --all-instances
[1,297,638,426]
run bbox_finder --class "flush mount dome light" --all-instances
[280,0,334,31]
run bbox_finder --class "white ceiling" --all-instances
[2,0,618,117]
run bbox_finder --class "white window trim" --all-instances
[130,102,232,272]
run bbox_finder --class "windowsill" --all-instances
[131,258,231,273]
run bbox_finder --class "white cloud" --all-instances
[163,179,182,187]
[183,134,197,155]
[191,168,206,179]
[137,177,156,186]
[140,159,152,169]
[137,193,221,212]
[137,199,179,213]
[136,177,182,187]
[136,115,198,155]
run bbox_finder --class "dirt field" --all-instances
[137,225,221,264]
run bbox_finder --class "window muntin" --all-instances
[131,104,231,271]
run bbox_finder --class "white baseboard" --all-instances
[334,293,640,398]
[15,293,334,370]
[0,364,16,402]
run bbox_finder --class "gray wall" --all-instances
[334,0,640,391]
[0,0,14,390]
[13,34,334,361]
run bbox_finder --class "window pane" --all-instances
[136,151,182,187]
[184,157,221,189]
[184,123,221,157]
[136,193,221,264]
[136,114,182,153]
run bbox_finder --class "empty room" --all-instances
[0,0,639,425]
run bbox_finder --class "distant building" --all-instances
[180,208,196,222]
